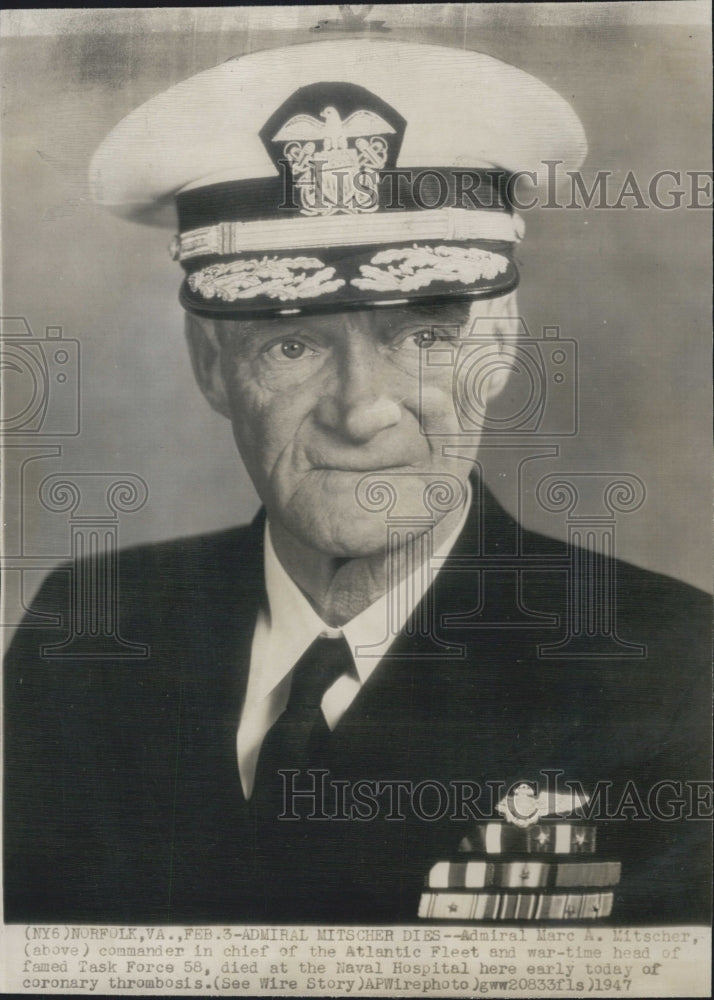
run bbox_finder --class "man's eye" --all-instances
[399,328,445,349]
[413,329,436,348]
[264,339,314,361]
[281,340,306,359]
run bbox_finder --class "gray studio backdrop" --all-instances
[2,3,711,641]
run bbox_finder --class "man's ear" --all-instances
[184,313,232,419]
[482,315,519,400]
[467,295,520,401]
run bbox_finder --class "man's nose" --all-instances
[315,335,402,443]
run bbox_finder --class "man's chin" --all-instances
[299,518,395,561]
[285,503,438,562]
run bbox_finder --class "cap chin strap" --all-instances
[173,208,525,262]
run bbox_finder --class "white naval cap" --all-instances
[90,39,587,318]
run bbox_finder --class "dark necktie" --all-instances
[245,634,354,917]
[251,633,354,815]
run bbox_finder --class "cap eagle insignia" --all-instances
[497,783,590,828]
[273,106,395,216]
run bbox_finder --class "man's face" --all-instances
[188,301,510,558]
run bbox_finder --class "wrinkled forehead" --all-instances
[212,299,478,342]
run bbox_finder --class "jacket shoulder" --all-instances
[23,521,259,611]
[113,521,258,576]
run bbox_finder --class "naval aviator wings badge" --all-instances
[497,782,590,828]
[261,82,406,217]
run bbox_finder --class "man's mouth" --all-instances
[312,461,418,473]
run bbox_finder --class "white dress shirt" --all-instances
[237,485,471,797]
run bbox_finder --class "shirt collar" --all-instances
[256,479,472,701]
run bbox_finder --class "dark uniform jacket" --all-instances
[4,484,711,925]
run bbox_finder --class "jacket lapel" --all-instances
[175,509,267,796]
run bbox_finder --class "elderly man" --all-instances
[4,39,710,925]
